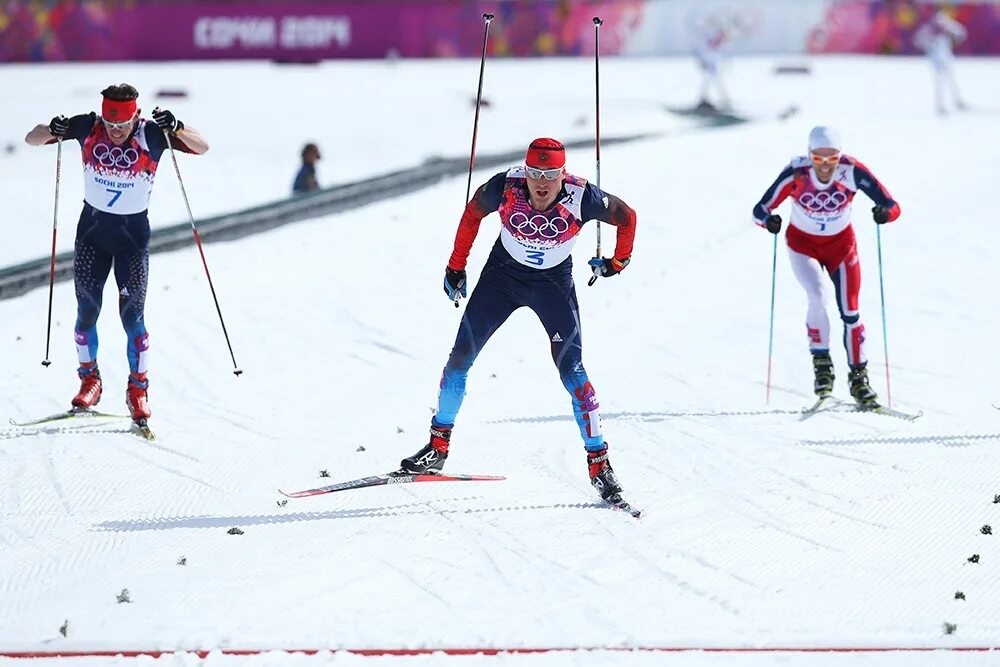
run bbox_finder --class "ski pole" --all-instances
[454,12,494,309]
[588,16,604,288]
[875,224,892,408]
[765,233,777,403]
[163,129,243,376]
[41,138,62,367]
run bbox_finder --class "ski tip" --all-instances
[279,489,316,499]
[131,421,157,441]
[619,505,642,519]
[606,495,642,519]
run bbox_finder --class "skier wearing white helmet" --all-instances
[752,126,901,408]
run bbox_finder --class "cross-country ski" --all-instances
[280,471,505,498]
[9,407,130,427]
[800,397,921,422]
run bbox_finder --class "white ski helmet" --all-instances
[808,126,842,152]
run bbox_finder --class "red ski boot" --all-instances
[71,364,102,408]
[125,372,151,421]
[587,446,624,501]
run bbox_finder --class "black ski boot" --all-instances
[399,425,451,474]
[812,353,835,397]
[587,446,623,501]
[848,365,879,409]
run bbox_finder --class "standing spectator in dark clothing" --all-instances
[292,143,320,194]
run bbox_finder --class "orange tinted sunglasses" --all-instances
[810,152,841,166]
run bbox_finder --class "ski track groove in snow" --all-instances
[42,447,73,517]
[106,441,219,491]
[799,497,891,530]
[797,446,882,466]
[729,495,842,553]
[590,506,747,620]
[800,432,1000,447]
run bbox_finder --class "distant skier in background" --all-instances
[24,83,209,425]
[752,126,901,408]
[399,138,638,503]
[914,9,968,115]
[292,142,321,194]
[693,18,731,112]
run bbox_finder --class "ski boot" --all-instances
[399,425,450,474]
[812,353,835,397]
[588,446,624,501]
[125,372,151,422]
[71,364,102,408]
[848,365,879,410]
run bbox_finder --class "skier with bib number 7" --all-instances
[24,83,209,425]
[399,138,637,503]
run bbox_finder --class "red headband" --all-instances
[526,138,565,169]
[102,98,137,122]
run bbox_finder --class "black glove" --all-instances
[443,267,467,300]
[872,206,890,224]
[588,256,630,278]
[152,108,184,135]
[48,115,70,137]
[765,214,782,234]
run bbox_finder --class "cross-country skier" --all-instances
[399,138,637,502]
[24,83,209,424]
[693,18,731,112]
[914,9,968,115]
[752,126,900,408]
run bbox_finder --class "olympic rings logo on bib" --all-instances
[798,191,848,212]
[93,143,140,169]
[508,212,570,239]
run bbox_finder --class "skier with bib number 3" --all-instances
[400,138,637,504]
[24,83,209,426]
[752,126,900,409]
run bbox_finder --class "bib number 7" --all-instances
[106,188,123,207]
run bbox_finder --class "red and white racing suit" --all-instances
[753,155,901,367]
